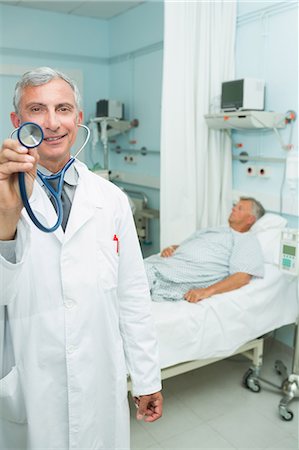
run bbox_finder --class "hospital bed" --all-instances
[128,214,299,418]
[149,262,297,370]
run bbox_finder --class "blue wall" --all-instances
[0,3,110,164]
[233,1,298,229]
[108,2,164,256]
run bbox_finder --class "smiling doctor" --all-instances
[0,67,162,449]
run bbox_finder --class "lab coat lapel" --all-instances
[27,162,103,243]
[64,169,103,243]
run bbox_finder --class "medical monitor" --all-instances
[221,78,265,112]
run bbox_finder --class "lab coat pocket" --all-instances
[0,366,27,424]
[96,240,119,291]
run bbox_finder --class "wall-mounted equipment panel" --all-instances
[205,111,285,130]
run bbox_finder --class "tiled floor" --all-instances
[129,338,298,449]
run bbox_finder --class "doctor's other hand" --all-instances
[134,391,163,422]
[184,287,212,303]
[160,245,178,258]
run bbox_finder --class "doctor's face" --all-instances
[11,78,83,173]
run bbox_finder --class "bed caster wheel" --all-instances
[242,368,252,386]
[279,406,294,421]
[243,369,261,393]
[248,379,261,392]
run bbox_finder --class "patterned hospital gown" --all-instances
[144,226,264,302]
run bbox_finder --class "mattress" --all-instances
[151,263,298,369]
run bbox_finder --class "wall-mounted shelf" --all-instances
[88,117,139,170]
[204,111,286,130]
[91,117,134,137]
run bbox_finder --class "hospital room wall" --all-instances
[0,4,110,150]
[108,1,164,257]
[233,1,298,227]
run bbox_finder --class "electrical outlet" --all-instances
[257,166,271,178]
[246,166,257,177]
[124,154,137,164]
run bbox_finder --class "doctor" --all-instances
[0,67,162,449]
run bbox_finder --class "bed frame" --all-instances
[127,337,264,391]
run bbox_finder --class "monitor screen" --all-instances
[221,80,244,110]
[283,244,296,257]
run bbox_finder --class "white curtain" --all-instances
[160,0,237,248]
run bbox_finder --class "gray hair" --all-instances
[240,196,265,221]
[13,67,81,114]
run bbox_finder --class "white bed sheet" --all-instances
[151,263,298,369]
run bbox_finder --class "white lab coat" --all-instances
[0,161,161,449]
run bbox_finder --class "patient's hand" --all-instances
[184,273,251,302]
[184,287,212,303]
[160,245,178,257]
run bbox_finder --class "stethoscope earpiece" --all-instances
[74,124,91,158]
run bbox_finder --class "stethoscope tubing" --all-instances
[18,158,75,232]
[12,123,90,233]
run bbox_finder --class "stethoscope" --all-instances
[11,122,90,233]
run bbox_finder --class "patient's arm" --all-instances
[160,245,179,257]
[184,272,252,303]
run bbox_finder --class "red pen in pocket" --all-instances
[113,234,119,254]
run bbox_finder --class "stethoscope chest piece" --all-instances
[17,122,44,148]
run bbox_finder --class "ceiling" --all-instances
[0,0,145,20]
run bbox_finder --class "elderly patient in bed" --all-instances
[145,197,265,303]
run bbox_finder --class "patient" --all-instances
[145,197,265,303]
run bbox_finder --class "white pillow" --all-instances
[250,213,287,265]
[251,213,287,232]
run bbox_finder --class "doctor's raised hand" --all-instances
[0,138,39,240]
